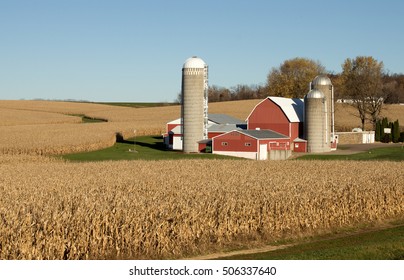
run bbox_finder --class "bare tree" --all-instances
[340,56,385,130]
[383,74,404,104]
[208,85,232,102]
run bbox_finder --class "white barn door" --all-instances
[259,144,268,160]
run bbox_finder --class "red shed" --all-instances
[293,138,307,153]
[246,97,304,149]
[212,129,290,160]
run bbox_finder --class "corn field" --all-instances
[0,101,178,155]
[0,108,82,126]
[0,100,403,259]
[0,158,402,259]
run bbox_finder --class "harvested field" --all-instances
[0,101,177,155]
[0,108,82,126]
[0,100,403,155]
[335,103,404,131]
[209,99,260,120]
[0,100,115,115]
[0,159,402,259]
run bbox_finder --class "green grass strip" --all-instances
[62,135,238,161]
[219,225,404,260]
[296,146,404,161]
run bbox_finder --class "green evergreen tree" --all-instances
[381,117,388,140]
[393,120,400,143]
[375,120,381,142]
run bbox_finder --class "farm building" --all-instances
[174,57,336,160]
[163,114,245,150]
[212,129,291,160]
[165,76,339,159]
[246,97,307,153]
[210,76,339,158]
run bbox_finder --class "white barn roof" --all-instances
[268,97,304,122]
[169,125,182,134]
[167,118,181,125]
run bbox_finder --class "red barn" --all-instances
[212,129,290,160]
[246,97,305,151]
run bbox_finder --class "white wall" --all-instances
[362,131,375,143]
[173,136,183,150]
[213,151,257,160]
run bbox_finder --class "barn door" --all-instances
[259,144,268,160]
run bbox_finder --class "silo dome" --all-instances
[306,89,325,99]
[312,75,332,86]
[183,56,206,69]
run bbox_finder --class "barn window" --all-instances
[295,143,299,148]
[221,142,228,146]
[245,142,251,146]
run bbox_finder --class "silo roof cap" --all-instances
[183,56,206,68]
[312,75,332,86]
[306,89,324,99]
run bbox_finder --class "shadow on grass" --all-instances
[134,139,166,151]
[116,134,167,151]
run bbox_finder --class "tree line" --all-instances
[180,57,404,105]
[176,56,403,131]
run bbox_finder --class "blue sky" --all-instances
[1,0,403,102]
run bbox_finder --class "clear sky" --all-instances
[1,0,403,102]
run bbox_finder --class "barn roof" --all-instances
[168,125,182,134]
[293,137,307,142]
[166,114,245,126]
[208,124,242,133]
[247,97,304,123]
[167,118,181,125]
[242,129,289,139]
[208,114,245,125]
[198,139,212,144]
[268,97,304,122]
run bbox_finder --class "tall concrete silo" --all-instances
[181,56,208,153]
[311,75,334,147]
[304,89,328,153]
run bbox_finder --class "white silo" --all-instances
[311,75,334,148]
[304,89,328,153]
[181,56,208,153]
